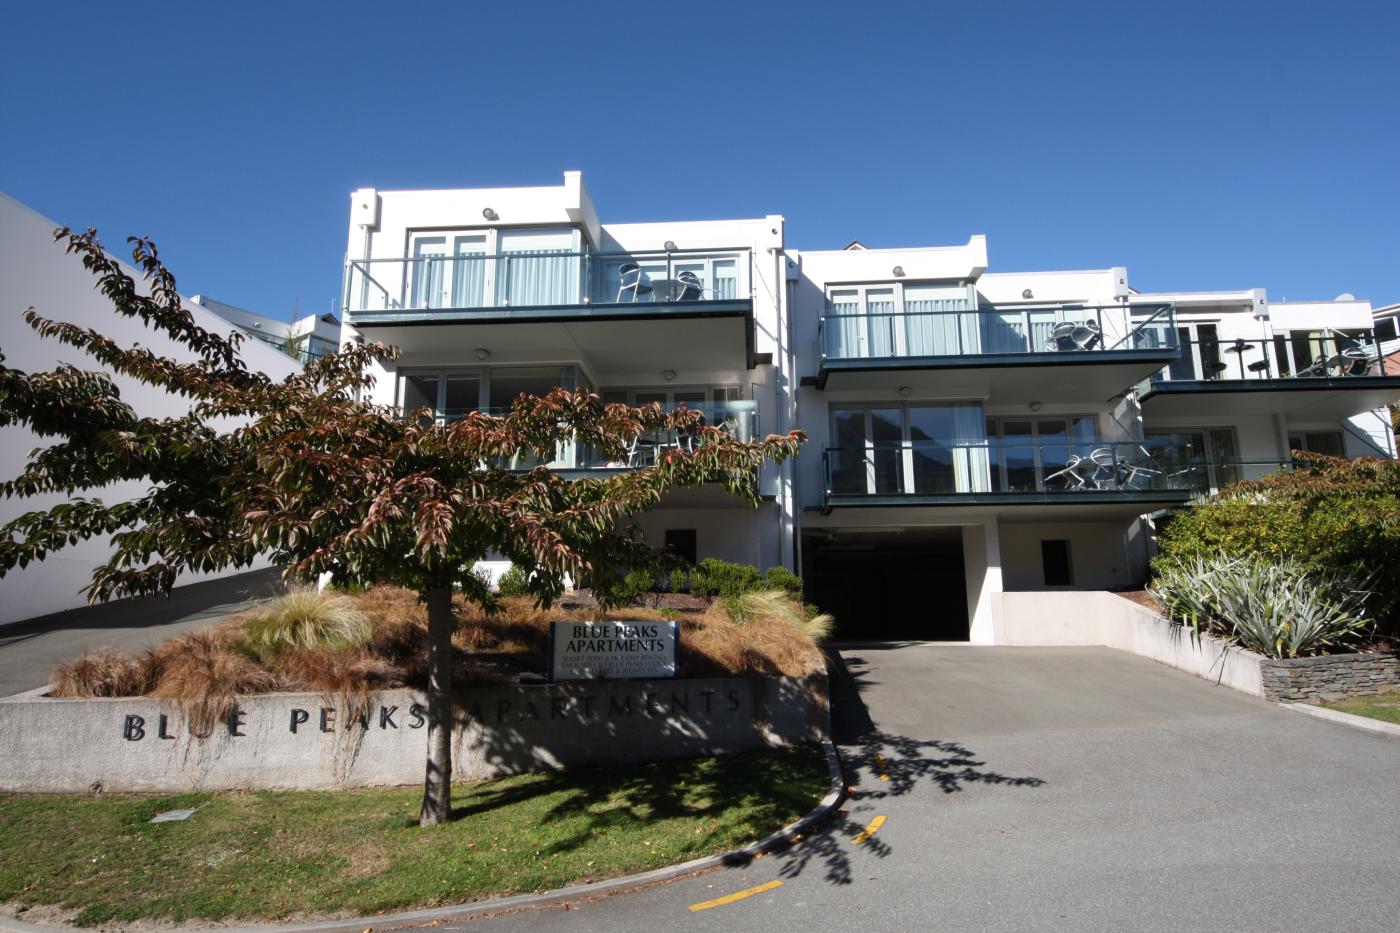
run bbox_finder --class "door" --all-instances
[830,407,902,495]
[410,237,448,309]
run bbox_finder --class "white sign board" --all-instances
[549,620,680,681]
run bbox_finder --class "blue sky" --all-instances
[4,0,1397,321]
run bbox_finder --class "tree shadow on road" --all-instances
[769,648,1046,886]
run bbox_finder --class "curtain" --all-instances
[828,294,863,358]
[411,256,445,309]
[866,290,896,357]
[498,250,579,306]
[451,256,485,307]
[951,404,990,493]
[712,259,738,300]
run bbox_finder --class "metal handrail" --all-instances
[343,247,754,314]
[1156,331,1391,382]
[818,302,1178,361]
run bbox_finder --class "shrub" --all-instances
[689,558,764,598]
[1155,455,1400,638]
[1150,554,1373,659]
[718,590,835,644]
[761,565,803,597]
[51,648,158,698]
[607,567,656,605]
[241,587,371,653]
[496,565,531,598]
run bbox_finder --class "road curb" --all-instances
[0,740,847,933]
[1282,702,1400,738]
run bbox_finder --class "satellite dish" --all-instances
[1335,293,1356,301]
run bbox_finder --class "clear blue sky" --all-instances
[4,0,1397,320]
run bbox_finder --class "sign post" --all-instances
[548,620,680,681]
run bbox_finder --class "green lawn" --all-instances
[1319,693,1400,725]
[0,745,827,927]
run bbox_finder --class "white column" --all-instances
[963,519,1003,644]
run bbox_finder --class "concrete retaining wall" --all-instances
[995,591,1266,696]
[1260,652,1400,702]
[996,591,1400,703]
[0,675,828,794]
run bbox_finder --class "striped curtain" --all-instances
[498,251,579,306]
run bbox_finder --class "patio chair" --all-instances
[674,270,705,301]
[1043,454,1091,489]
[1072,320,1102,350]
[1045,321,1078,351]
[616,263,654,303]
[1119,446,1164,488]
[1088,447,1121,488]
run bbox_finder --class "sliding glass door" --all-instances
[830,402,987,495]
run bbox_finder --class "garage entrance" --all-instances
[801,527,967,641]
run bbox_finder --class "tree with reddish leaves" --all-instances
[0,229,804,825]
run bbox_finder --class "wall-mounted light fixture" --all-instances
[898,385,912,398]
[482,208,499,221]
[1022,289,1034,300]
[664,240,678,252]
[474,348,491,361]
[892,266,905,277]
[1029,401,1042,411]
[662,370,677,382]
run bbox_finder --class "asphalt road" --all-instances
[0,569,282,697]
[455,644,1400,933]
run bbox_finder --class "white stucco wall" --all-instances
[0,193,302,625]
[999,521,1139,591]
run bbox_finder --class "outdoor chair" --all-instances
[674,270,705,301]
[1072,320,1102,350]
[1046,321,1078,351]
[1043,454,1091,489]
[616,263,654,303]
[1118,446,1164,488]
[1088,447,1122,488]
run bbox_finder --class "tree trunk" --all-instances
[418,583,455,826]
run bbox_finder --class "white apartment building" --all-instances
[338,173,1400,643]
[189,294,342,364]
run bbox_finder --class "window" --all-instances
[397,365,584,422]
[664,529,698,566]
[824,282,976,359]
[1288,431,1345,458]
[1041,540,1073,586]
[986,417,1098,492]
[407,227,581,309]
[828,401,987,495]
[1145,427,1238,491]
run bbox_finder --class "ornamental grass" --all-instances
[48,584,827,721]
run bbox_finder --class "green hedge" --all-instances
[1154,455,1400,636]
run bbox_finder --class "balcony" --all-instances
[341,247,756,370]
[821,436,1200,515]
[1139,330,1400,421]
[812,301,1180,401]
[431,400,758,475]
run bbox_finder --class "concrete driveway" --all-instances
[457,644,1400,932]
[0,569,281,697]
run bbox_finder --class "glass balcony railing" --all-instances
[1154,330,1394,384]
[343,248,752,315]
[421,401,757,471]
[818,302,1177,362]
[823,435,1206,501]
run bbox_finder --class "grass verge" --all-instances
[1318,693,1400,725]
[0,744,828,927]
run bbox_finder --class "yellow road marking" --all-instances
[874,753,891,782]
[689,879,783,912]
[851,814,886,845]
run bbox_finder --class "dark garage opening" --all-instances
[801,527,968,641]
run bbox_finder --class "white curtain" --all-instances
[903,285,975,356]
[828,293,863,358]
[951,404,990,493]
[451,256,485,307]
[866,290,896,357]
[712,259,738,299]
[499,251,578,306]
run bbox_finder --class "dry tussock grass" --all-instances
[48,584,825,717]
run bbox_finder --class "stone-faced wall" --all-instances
[1259,652,1400,703]
[0,675,828,794]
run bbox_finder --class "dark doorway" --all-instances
[801,528,967,641]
